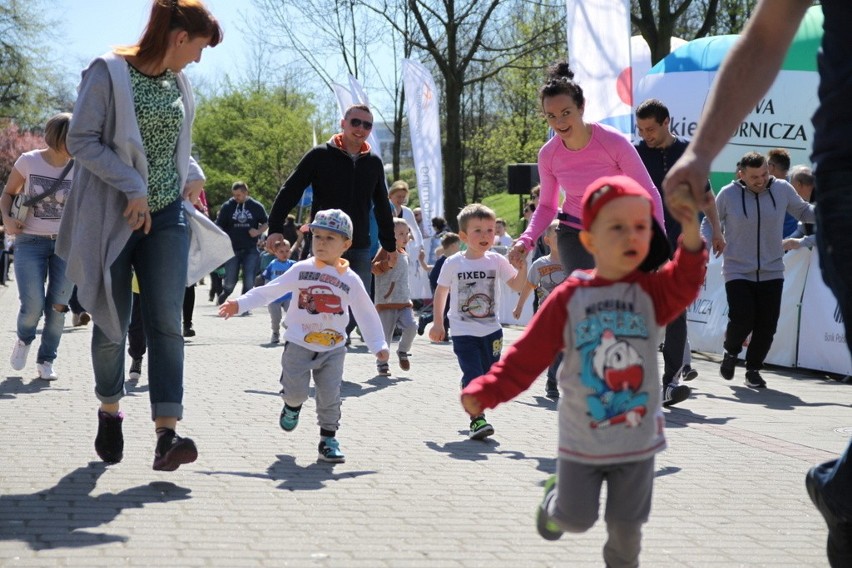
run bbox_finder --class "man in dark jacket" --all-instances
[265,104,397,341]
[215,181,268,304]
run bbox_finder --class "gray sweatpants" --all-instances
[377,307,417,354]
[545,457,654,568]
[279,342,345,432]
[268,298,291,331]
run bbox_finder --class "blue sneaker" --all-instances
[318,437,345,463]
[536,475,563,541]
[279,405,301,432]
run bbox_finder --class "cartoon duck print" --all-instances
[584,330,649,429]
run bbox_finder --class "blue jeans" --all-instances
[343,247,373,336]
[14,234,72,363]
[452,329,503,388]
[91,199,188,419]
[811,170,852,524]
[219,246,260,302]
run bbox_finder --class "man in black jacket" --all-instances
[266,104,397,341]
[215,181,268,305]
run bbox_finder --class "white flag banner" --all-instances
[402,59,444,238]
[347,75,381,154]
[565,0,632,136]
[331,82,354,118]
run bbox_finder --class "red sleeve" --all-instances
[461,281,574,410]
[641,239,708,326]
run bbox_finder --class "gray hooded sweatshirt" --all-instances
[711,177,815,282]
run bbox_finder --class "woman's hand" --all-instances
[183,179,204,205]
[124,197,151,233]
[1,212,23,236]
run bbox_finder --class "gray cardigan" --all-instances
[57,52,204,342]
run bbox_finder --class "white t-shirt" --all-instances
[437,250,518,337]
[13,150,73,236]
[494,233,513,247]
[234,257,387,354]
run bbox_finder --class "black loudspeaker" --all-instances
[507,163,539,195]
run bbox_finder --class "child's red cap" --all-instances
[581,175,671,272]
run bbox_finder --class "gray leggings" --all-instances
[546,457,654,568]
[555,224,594,273]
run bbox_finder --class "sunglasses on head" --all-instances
[349,118,373,130]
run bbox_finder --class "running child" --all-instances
[372,218,418,375]
[260,239,295,344]
[461,176,706,566]
[428,204,527,440]
[512,220,566,399]
[220,209,388,463]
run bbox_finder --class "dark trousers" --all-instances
[811,170,852,567]
[128,292,146,360]
[69,285,86,315]
[183,285,195,327]
[723,278,783,371]
[662,311,688,386]
[453,329,503,388]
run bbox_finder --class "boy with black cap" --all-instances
[220,209,389,463]
[460,176,706,567]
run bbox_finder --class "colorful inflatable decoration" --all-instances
[635,6,823,191]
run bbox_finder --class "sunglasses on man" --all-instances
[349,118,373,130]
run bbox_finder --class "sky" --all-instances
[50,0,256,89]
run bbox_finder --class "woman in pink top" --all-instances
[508,62,668,273]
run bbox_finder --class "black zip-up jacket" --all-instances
[268,138,395,252]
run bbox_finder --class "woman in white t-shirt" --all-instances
[0,113,74,380]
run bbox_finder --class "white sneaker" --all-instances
[10,339,30,371]
[37,361,59,381]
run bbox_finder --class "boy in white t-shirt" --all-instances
[429,204,527,440]
[220,209,389,463]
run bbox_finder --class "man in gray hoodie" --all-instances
[711,151,815,388]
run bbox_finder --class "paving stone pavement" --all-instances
[1,281,850,567]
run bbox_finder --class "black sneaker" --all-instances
[720,352,737,380]
[545,378,559,400]
[95,410,124,464]
[681,365,699,381]
[417,316,428,336]
[744,370,767,389]
[129,357,142,381]
[153,428,198,471]
[183,324,196,337]
[469,416,495,440]
[663,384,691,407]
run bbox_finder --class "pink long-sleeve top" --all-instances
[517,123,666,250]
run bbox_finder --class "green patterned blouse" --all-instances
[129,64,184,212]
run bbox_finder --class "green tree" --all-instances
[631,0,760,65]
[0,0,72,126]
[192,86,318,212]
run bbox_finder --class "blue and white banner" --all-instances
[402,59,444,236]
[565,0,632,136]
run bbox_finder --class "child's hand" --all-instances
[376,349,389,362]
[461,393,483,417]
[428,322,445,342]
[419,248,426,262]
[218,300,239,319]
